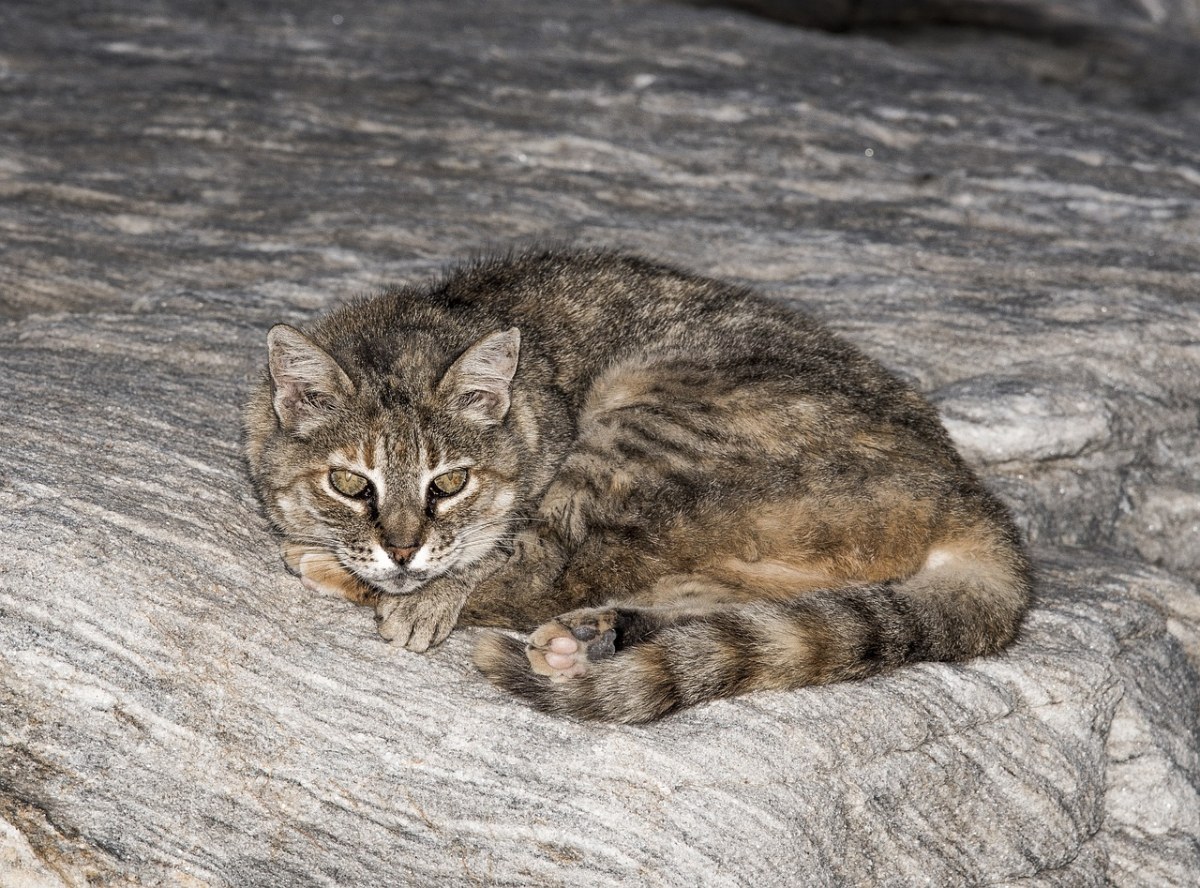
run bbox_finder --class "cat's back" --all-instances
[324,248,830,372]
[366,248,769,343]
[306,249,944,443]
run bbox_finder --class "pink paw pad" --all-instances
[526,612,619,682]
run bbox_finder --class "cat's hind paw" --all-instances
[526,608,619,682]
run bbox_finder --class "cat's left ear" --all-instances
[266,324,356,434]
[438,328,521,424]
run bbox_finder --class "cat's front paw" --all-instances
[375,591,463,653]
[282,543,377,605]
[527,608,619,682]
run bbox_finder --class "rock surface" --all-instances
[2,0,1199,884]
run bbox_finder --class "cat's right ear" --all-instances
[437,328,521,425]
[266,324,355,434]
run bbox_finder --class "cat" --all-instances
[244,248,1030,723]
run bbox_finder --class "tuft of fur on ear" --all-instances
[438,328,521,424]
[266,324,356,434]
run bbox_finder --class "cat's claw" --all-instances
[527,608,619,681]
[375,592,462,653]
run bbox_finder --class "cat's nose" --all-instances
[386,542,421,564]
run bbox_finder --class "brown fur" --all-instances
[244,248,1031,722]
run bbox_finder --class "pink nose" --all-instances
[387,544,420,564]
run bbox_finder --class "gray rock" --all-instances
[2,0,1198,884]
[936,377,1116,464]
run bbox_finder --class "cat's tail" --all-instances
[472,531,1030,723]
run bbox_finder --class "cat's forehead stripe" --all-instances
[372,437,386,473]
[330,442,369,469]
[335,443,360,462]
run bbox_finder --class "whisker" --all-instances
[285,535,344,550]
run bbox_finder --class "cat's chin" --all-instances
[369,574,431,597]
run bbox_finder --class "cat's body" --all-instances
[245,249,1030,723]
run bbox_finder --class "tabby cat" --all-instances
[245,249,1030,723]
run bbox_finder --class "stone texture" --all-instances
[2,0,1199,884]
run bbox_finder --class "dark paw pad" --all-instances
[527,609,621,681]
[582,627,617,661]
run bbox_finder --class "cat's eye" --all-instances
[430,469,468,498]
[329,469,371,499]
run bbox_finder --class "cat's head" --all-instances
[245,324,524,596]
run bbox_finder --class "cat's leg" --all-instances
[376,550,511,650]
[519,569,740,680]
[375,581,466,652]
[523,604,703,681]
[281,542,377,606]
[463,524,664,628]
[459,525,574,627]
[281,542,477,644]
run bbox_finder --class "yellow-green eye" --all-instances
[329,469,370,498]
[430,468,468,497]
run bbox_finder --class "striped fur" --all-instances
[245,248,1031,721]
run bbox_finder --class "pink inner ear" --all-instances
[271,362,345,431]
[293,388,338,412]
[274,381,317,430]
[458,390,493,408]
[267,326,357,432]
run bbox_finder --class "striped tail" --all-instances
[472,541,1030,723]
